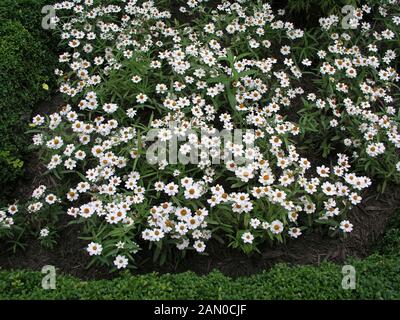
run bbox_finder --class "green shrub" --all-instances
[0,0,56,39]
[377,213,400,256]
[0,17,56,203]
[3,214,399,300]
[1,254,400,300]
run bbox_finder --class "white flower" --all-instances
[46,136,64,149]
[40,228,50,238]
[80,204,95,218]
[32,115,45,126]
[164,182,179,196]
[8,205,18,215]
[103,103,118,113]
[32,186,46,199]
[270,220,284,234]
[317,166,330,178]
[45,194,58,205]
[194,240,206,252]
[113,255,129,269]
[288,227,302,238]
[184,185,202,199]
[136,93,148,104]
[321,182,336,196]
[131,75,142,83]
[241,232,254,244]
[261,222,270,230]
[116,241,125,249]
[87,242,103,256]
[250,218,261,229]
[340,220,353,233]
[349,192,362,205]
[366,143,385,157]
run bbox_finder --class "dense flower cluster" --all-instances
[2,0,399,270]
[301,0,400,184]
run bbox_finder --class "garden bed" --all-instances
[1,116,399,279]
[1,0,400,284]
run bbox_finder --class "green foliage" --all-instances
[0,0,53,34]
[379,229,400,256]
[377,213,400,256]
[285,0,360,16]
[1,253,399,299]
[0,0,58,203]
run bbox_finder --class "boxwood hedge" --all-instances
[1,253,399,300]
[0,0,58,203]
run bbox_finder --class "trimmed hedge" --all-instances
[3,217,400,300]
[1,214,400,300]
[1,254,399,300]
